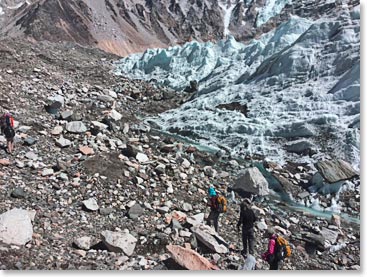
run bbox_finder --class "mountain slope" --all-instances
[0,0,359,56]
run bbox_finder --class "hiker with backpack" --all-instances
[0,112,15,154]
[206,186,227,233]
[237,198,257,259]
[261,228,291,270]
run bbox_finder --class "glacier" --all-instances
[256,0,293,27]
[114,6,360,170]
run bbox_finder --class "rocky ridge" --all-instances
[0,0,360,56]
[0,38,360,270]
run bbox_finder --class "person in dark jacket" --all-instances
[237,198,257,258]
[206,186,220,233]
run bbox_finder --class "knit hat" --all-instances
[208,187,217,197]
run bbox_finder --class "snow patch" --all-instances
[219,0,237,37]
[256,0,292,27]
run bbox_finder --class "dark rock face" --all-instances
[15,0,94,45]
[216,102,249,117]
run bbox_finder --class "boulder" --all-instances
[91,121,108,131]
[186,213,204,227]
[11,188,26,199]
[166,245,218,270]
[128,204,144,220]
[136,153,149,163]
[233,167,269,196]
[101,230,137,256]
[24,137,37,146]
[74,236,92,250]
[110,109,122,121]
[191,224,228,254]
[82,198,99,211]
[60,110,73,121]
[315,159,359,183]
[51,126,63,135]
[0,208,33,245]
[42,168,54,176]
[320,227,339,244]
[65,121,87,133]
[55,136,71,148]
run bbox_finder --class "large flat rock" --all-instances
[315,159,359,183]
[166,245,218,270]
[101,230,137,256]
[0,208,33,245]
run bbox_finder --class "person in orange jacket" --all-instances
[206,186,220,233]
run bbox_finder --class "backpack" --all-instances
[217,195,227,213]
[2,113,14,128]
[274,236,291,261]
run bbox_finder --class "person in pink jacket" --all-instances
[262,229,281,270]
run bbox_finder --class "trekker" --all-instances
[262,228,281,270]
[237,198,257,258]
[1,112,15,154]
[206,186,220,233]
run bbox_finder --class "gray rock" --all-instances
[98,95,114,103]
[182,203,193,212]
[51,126,63,135]
[155,164,166,175]
[315,159,359,183]
[0,208,33,245]
[320,227,339,244]
[25,151,38,161]
[171,219,183,230]
[60,110,74,121]
[74,236,92,250]
[128,204,144,220]
[24,137,36,146]
[101,230,137,256]
[82,198,99,211]
[91,121,108,131]
[110,110,122,121]
[11,188,26,199]
[99,208,114,216]
[186,213,205,227]
[203,166,217,177]
[156,206,170,214]
[42,168,54,176]
[191,224,228,254]
[136,153,149,163]
[65,121,87,133]
[233,167,269,196]
[181,159,191,169]
[55,136,71,148]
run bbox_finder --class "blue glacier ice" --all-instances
[114,8,360,170]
